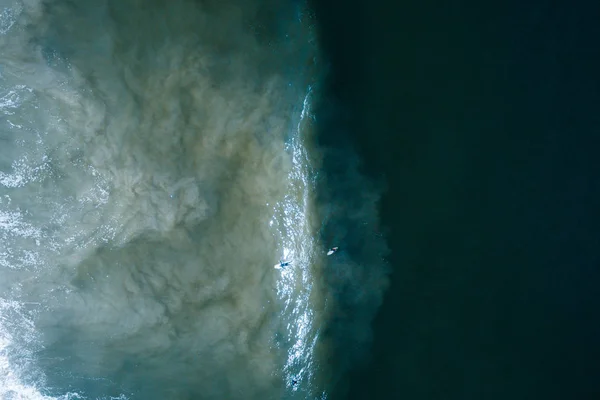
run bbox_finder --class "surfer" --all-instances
[274,260,292,269]
[326,247,339,256]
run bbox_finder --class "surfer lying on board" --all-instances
[274,246,338,269]
[274,260,292,269]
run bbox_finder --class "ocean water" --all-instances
[0,0,388,399]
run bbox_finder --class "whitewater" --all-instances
[0,0,388,399]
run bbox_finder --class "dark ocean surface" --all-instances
[312,0,600,399]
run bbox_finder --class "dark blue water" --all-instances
[311,0,600,398]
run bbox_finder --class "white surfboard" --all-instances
[327,247,339,256]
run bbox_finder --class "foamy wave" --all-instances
[0,0,321,399]
[0,298,51,400]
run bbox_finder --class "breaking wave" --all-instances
[0,0,388,399]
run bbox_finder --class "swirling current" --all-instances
[0,0,388,399]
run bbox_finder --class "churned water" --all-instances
[0,0,388,398]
